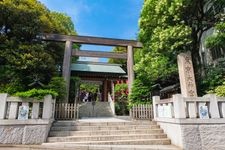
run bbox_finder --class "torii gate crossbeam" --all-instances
[39,33,143,102]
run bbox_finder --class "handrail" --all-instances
[153,94,225,119]
[108,93,115,115]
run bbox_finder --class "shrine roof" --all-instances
[71,62,126,74]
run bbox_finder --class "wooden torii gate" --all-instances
[39,33,142,102]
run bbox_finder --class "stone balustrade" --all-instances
[152,94,225,150]
[153,94,225,119]
[0,93,55,144]
[0,94,55,120]
[108,93,115,115]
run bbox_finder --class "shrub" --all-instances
[46,77,66,101]
[199,58,225,95]
[69,77,81,102]
[15,88,58,100]
[114,83,129,115]
[129,79,151,105]
[214,82,225,97]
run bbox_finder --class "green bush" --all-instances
[115,102,129,116]
[0,81,24,94]
[214,82,225,97]
[15,88,58,100]
[115,83,128,93]
[114,83,129,115]
[129,79,151,105]
[46,77,66,101]
[80,82,99,93]
[69,77,81,102]
[199,59,225,95]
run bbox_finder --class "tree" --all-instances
[181,0,225,72]
[206,22,225,51]
[0,0,77,95]
[50,11,76,35]
[108,47,127,70]
[136,0,191,92]
[136,0,225,97]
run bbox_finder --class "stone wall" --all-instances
[0,120,52,144]
[157,118,225,150]
[182,124,225,150]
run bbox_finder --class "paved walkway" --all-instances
[0,144,181,150]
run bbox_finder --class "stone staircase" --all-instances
[78,102,114,118]
[42,119,181,150]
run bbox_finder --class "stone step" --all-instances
[52,120,155,126]
[0,144,181,150]
[79,102,114,118]
[43,138,171,145]
[51,125,159,131]
[49,128,164,137]
[47,133,167,142]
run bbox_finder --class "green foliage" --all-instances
[114,83,129,115]
[69,77,81,102]
[137,0,192,91]
[129,79,151,106]
[0,0,77,93]
[45,77,66,101]
[80,83,99,93]
[115,83,128,93]
[199,59,225,95]
[137,0,225,97]
[206,22,225,50]
[214,82,225,97]
[50,11,76,35]
[15,88,58,100]
[108,47,127,70]
[114,102,129,116]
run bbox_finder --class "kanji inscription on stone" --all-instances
[177,51,197,97]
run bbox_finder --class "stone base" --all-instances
[0,119,52,144]
[156,118,225,150]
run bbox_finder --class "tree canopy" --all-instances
[130,0,225,102]
[108,47,127,70]
[0,0,77,98]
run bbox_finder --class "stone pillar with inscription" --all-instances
[177,51,197,97]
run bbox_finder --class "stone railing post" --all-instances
[0,93,8,119]
[32,102,40,119]
[152,96,160,119]
[221,98,225,118]
[204,94,220,118]
[8,102,18,119]
[173,94,186,118]
[42,95,53,119]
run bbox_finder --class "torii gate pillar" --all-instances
[63,41,72,102]
[127,45,134,94]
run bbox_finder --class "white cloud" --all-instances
[38,0,91,24]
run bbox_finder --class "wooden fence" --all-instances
[55,103,78,120]
[130,104,153,120]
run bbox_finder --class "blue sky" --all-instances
[39,0,143,62]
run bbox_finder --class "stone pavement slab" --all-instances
[0,144,182,150]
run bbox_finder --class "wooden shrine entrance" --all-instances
[39,33,142,102]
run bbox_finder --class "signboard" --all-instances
[18,105,29,120]
[199,105,209,119]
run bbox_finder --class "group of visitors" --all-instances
[79,91,98,102]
